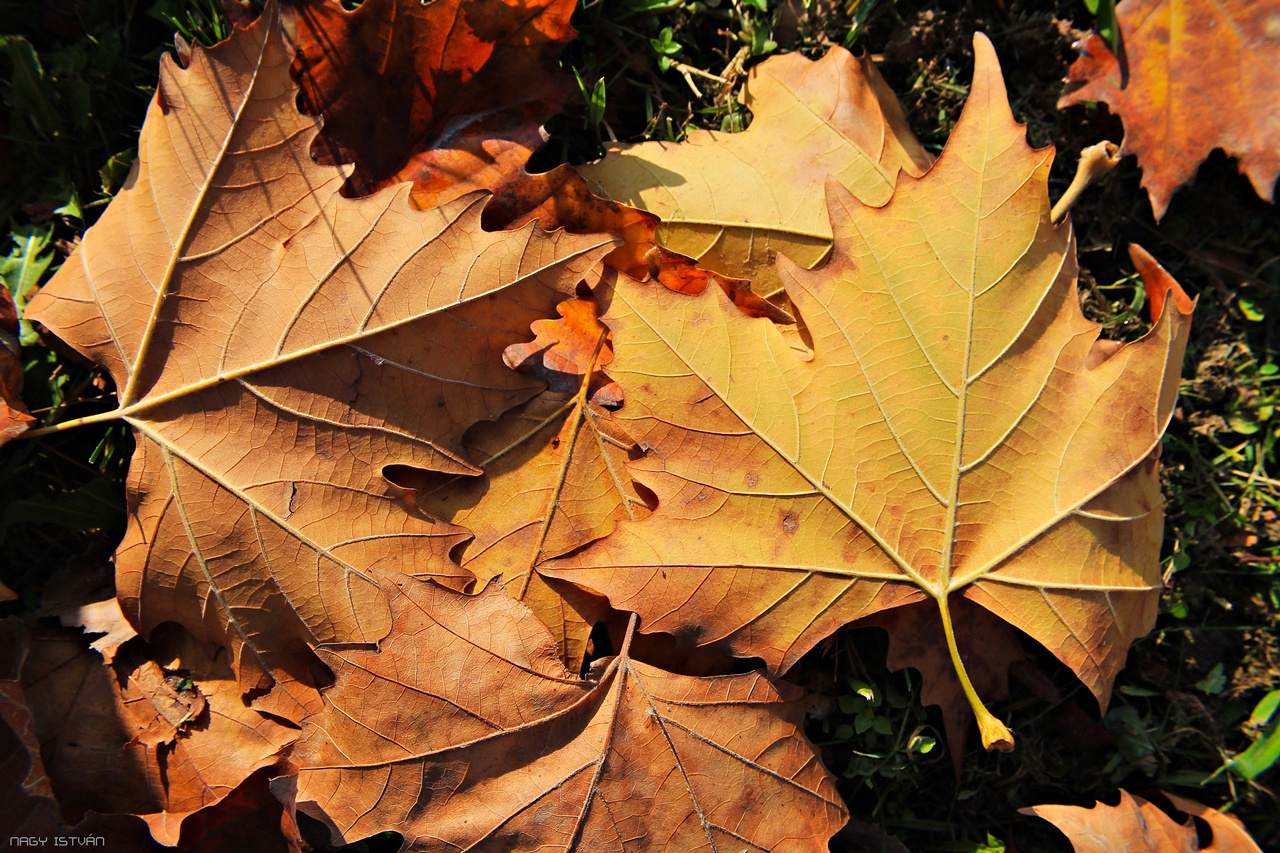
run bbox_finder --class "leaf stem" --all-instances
[618,611,639,660]
[20,407,124,439]
[935,593,1014,752]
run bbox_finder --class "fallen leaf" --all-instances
[121,657,207,748]
[1022,789,1264,853]
[0,619,58,836]
[32,562,139,663]
[1059,0,1280,219]
[579,46,933,298]
[25,5,613,721]
[21,622,298,846]
[295,574,847,851]
[545,34,1193,750]
[2,622,168,849]
[72,598,140,664]
[175,769,303,853]
[286,0,576,205]
[387,296,645,668]
[0,287,34,445]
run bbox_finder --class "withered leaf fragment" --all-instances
[21,623,297,846]
[580,46,932,297]
[1059,0,1280,219]
[1023,790,1264,853]
[0,288,34,446]
[295,574,847,851]
[546,35,1193,750]
[25,6,613,721]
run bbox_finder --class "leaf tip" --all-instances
[1128,244,1194,321]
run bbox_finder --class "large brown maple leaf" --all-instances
[545,34,1194,750]
[1059,0,1280,219]
[24,5,614,722]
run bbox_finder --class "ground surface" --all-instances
[1,0,1277,850]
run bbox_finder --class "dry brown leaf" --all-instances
[122,657,208,748]
[545,34,1193,749]
[72,598,140,664]
[1059,0,1280,219]
[1,619,58,837]
[294,573,847,851]
[286,0,575,206]
[1022,790,1264,853]
[32,562,139,663]
[25,6,613,721]
[2,620,174,849]
[21,622,298,846]
[579,46,933,298]
[0,287,35,446]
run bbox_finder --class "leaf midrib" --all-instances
[121,11,274,408]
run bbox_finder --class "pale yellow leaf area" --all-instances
[547,34,1192,748]
[579,47,932,297]
[25,6,614,721]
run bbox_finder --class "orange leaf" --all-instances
[1023,790,1264,853]
[1059,0,1280,219]
[295,573,848,851]
[503,296,621,406]
[0,288,34,446]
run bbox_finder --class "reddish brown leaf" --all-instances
[1,619,59,837]
[295,574,848,851]
[1059,0,1280,219]
[286,0,576,204]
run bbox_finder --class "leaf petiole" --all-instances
[935,593,1014,752]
